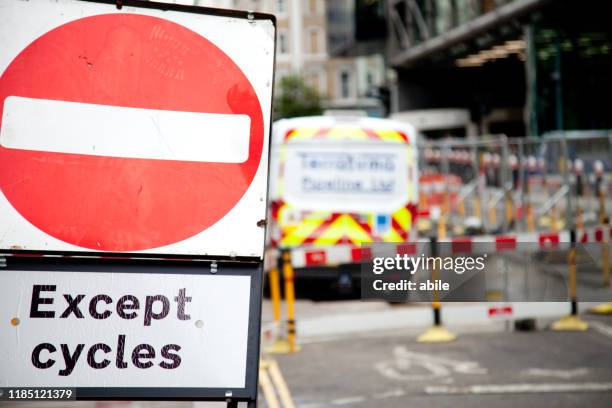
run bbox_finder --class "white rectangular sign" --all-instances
[0,269,252,388]
[283,143,411,213]
[0,0,274,258]
[0,270,251,388]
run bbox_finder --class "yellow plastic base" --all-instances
[551,315,589,331]
[265,339,301,354]
[589,303,612,315]
[417,325,457,343]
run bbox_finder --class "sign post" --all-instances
[0,0,275,405]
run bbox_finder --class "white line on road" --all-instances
[590,320,612,339]
[299,404,325,408]
[294,381,612,408]
[524,368,589,379]
[373,389,406,399]
[426,382,612,395]
[330,396,366,405]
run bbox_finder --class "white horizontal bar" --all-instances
[427,382,612,395]
[0,96,251,163]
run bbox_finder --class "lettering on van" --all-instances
[282,145,411,213]
[298,152,397,194]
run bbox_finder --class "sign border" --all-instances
[0,0,277,262]
[81,0,277,22]
[2,255,263,402]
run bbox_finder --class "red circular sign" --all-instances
[0,14,264,251]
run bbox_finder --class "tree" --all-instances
[274,75,323,120]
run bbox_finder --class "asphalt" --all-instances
[269,315,612,408]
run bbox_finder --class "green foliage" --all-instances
[273,75,323,120]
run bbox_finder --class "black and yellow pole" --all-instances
[552,230,589,331]
[590,242,612,314]
[590,160,612,313]
[265,257,293,354]
[417,237,456,343]
[599,186,611,290]
[282,250,300,352]
[270,265,282,324]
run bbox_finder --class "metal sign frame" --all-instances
[1,2,274,404]
[1,255,263,404]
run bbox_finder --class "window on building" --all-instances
[366,71,374,87]
[309,29,319,54]
[309,0,317,14]
[340,69,352,99]
[278,30,288,54]
[306,72,319,91]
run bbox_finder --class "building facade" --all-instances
[160,0,388,116]
[387,0,612,137]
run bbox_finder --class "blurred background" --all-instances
[198,2,612,407]
[181,0,612,139]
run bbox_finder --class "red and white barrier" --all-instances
[438,231,570,255]
[289,241,429,268]
[577,224,612,243]
[285,224,612,268]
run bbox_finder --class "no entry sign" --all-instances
[0,0,275,257]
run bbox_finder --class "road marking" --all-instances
[524,368,589,379]
[375,346,487,381]
[259,358,296,408]
[373,389,406,399]
[258,364,281,408]
[426,382,612,395]
[287,381,612,408]
[299,389,407,408]
[299,403,325,408]
[590,320,612,339]
[1,96,251,163]
[330,396,366,406]
[267,359,296,408]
